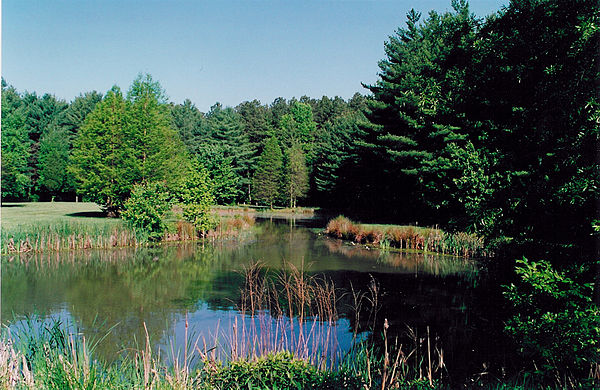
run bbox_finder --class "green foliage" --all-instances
[37,127,73,197]
[69,86,134,214]
[1,86,31,200]
[171,98,207,156]
[279,102,317,164]
[70,75,190,214]
[204,103,256,203]
[504,258,600,381]
[179,161,217,234]
[127,73,190,190]
[284,143,309,208]
[205,352,362,390]
[252,136,284,208]
[122,181,173,241]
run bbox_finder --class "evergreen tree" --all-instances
[171,99,207,156]
[359,1,482,225]
[62,91,103,138]
[205,103,255,202]
[252,136,283,208]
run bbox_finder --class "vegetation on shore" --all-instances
[1,202,256,254]
[325,216,488,258]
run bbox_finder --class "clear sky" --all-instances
[2,0,506,112]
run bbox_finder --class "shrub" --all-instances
[503,258,600,385]
[122,181,172,241]
[204,351,362,390]
[178,161,217,236]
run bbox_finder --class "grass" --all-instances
[1,202,121,230]
[1,202,257,254]
[325,216,490,258]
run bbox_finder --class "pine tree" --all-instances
[252,136,283,208]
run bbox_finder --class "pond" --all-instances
[1,217,510,379]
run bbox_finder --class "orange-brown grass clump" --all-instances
[324,216,359,241]
[324,216,489,258]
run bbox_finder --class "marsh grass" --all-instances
[1,207,257,254]
[325,216,489,258]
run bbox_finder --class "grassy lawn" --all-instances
[1,202,122,230]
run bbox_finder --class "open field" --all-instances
[1,202,122,230]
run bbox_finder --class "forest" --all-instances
[1,0,599,387]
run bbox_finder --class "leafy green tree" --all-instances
[70,86,134,215]
[236,99,272,152]
[313,111,364,204]
[466,0,598,254]
[127,74,189,190]
[252,136,283,208]
[71,75,190,215]
[279,102,317,160]
[504,258,600,383]
[122,181,172,241]
[358,2,486,226]
[284,143,309,208]
[37,127,72,198]
[1,84,31,200]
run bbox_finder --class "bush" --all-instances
[503,258,600,385]
[122,181,172,241]
[204,352,362,390]
[179,161,217,236]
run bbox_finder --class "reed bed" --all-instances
[1,221,140,254]
[2,214,257,255]
[325,216,489,258]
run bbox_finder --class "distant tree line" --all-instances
[1,75,367,211]
[2,0,597,260]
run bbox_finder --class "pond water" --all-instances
[1,217,510,378]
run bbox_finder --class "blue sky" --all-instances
[3,0,506,112]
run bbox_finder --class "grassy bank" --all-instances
[325,216,489,258]
[1,203,256,254]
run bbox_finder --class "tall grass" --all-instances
[1,214,257,255]
[325,216,489,258]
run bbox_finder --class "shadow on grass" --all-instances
[1,204,25,208]
[66,211,107,218]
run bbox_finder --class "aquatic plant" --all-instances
[325,216,489,258]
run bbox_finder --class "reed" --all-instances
[1,214,257,254]
[325,216,489,258]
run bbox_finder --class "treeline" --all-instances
[2,0,597,259]
[1,77,367,209]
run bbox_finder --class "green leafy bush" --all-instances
[503,258,600,383]
[122,181,172,241]
[204,352,362,390]
[179,161,217,235]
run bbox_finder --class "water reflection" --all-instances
[2,219,485,368]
